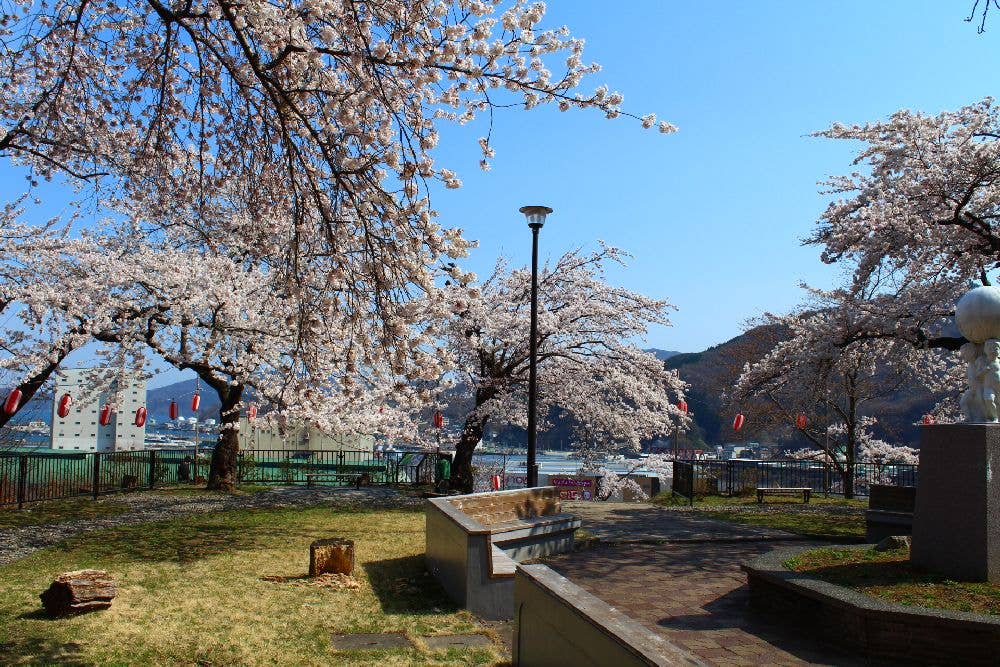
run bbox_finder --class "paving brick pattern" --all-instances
[546,535,862,665]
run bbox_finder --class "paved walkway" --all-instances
[565,501,804,542]
[0,486,419,565]
[547,503,862,666]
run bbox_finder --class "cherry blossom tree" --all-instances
[730,289,945,497]
[436,245,688,493]
[809,99,1000,356]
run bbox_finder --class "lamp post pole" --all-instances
[519,205,552,488]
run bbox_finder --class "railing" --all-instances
[0,448,447,509]
[672,459,919,498]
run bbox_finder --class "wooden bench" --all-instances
[304,465,385,488]
[425,487,581,620]
[866,484,916,543]
[756,487,811,503]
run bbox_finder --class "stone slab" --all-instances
[911,424,1000,581]
[330,633,414,650]
[422,634,492,649]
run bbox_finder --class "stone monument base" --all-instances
[911,424,1000,582]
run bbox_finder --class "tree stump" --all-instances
[40,569,116,617]
[310,538,355,576]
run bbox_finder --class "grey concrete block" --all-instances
[911,424,1000,582]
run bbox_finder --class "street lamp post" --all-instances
[519,205,552,488]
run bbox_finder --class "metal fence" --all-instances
[670,459,919,501]
[0,449,445,509]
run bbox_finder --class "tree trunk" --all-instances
[207,384,244,492]
[844,385,857,500]
[452,415,486,494]
[451,386,498,494]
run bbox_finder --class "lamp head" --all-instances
[519,205,553,229]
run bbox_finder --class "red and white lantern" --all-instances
[490,474,502,491]
[433,410,444,429]
[677,399,688,414]
[732,413,746,432]
[57,393,72,418]
[134,406,148,427]
[247,404,258,421]
[795,413,808,430]
[168,400,179,420]
[191,392,201,412]
[922,414,936,426]
[3,388,22,416]
[99,404,113,426]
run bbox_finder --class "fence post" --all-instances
[92,453,101,500]
[16,455,27,510]
[148,450,157,489]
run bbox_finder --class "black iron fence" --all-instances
[671,459,919,499]
[0,449,445,509]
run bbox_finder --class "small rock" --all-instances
[874,535,911,552]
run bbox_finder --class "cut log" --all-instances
[310,538,355,576]
[40,569,116,617]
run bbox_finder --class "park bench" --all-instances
[865,484,915,542]
[425,486,581,620]
[756,487,811,503]
[304,464,385,488]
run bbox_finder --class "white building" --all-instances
[237,419,373,452]
[50,368,147,452]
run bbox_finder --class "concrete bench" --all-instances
[757,487,811,503]
[425,487,581,620]
[866,484,915,543]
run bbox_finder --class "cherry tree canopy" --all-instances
[437,245,688,491]
[810,98,1000,353]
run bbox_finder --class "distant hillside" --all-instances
[666,324,945,449]
[645,348,682,362]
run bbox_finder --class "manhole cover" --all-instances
[423,634,492,649]
[331,633,414,650]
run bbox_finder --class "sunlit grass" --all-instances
[0,504,503,666]
[787,547,1000,616]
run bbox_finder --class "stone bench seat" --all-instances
[425,487,580,620]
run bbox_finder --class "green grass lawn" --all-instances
[652,492,867,538]
[0,504,503,666]
[786,546,1000,616]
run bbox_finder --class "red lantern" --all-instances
[433,410,444,429]
[99,404,113,426]
[922,414,936,426]
[3,388,22,416]
[169,400,179,420]
[490,474,502,491]
[795,413,808,430]
[733,413,745,432]
[191,392,201,412]
[247,404,258,421]
[677,399,688,414]
[57,393,72,418]
[134,406,147,427]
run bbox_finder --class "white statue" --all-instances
[956,287,1000,422]
[983,339,1000,421]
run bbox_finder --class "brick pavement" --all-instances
[544,503,865,666]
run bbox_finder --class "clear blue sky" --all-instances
[3,1,997,387]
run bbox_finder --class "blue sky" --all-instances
[3,1,997,388]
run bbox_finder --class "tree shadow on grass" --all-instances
[0,638,88,666]
[52,518,261,565]
[363,555,459,615]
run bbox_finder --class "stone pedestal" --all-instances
[911,424,1000,582]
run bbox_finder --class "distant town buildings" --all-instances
[50,368,147,452]
[237,418,372,452]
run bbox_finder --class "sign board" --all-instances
[549,475,597,501]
